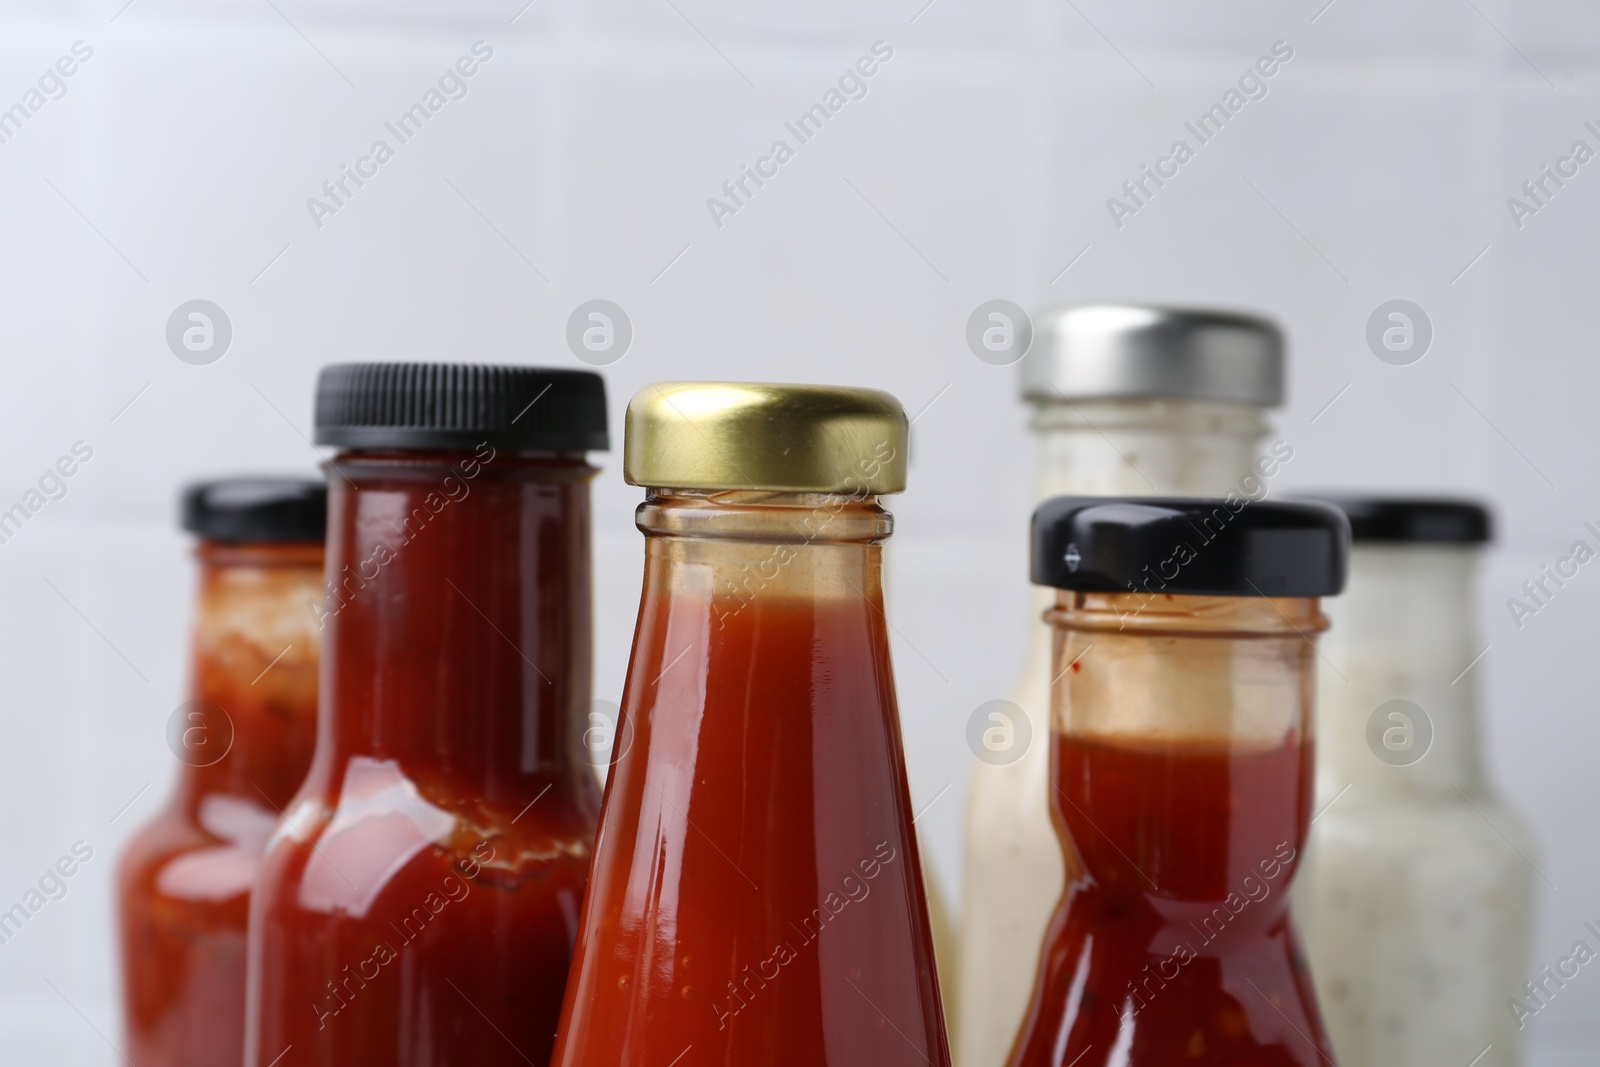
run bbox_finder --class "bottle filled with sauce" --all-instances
[243,364,608,1067]
[1009,496,1348,1067]
[550,381,950,1067]
[1299,498,1536,1067]
[959,306,1285,1067]
[118,477,327,1066]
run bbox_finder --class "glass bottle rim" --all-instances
[637,488,892,545]
[1047,589,1328,639]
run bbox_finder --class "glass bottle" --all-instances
[550,381,950,1067]
[959,306,1284,1067]
[1300,498,1536,1067]
[243,364,608,1067]
[118,477,326,1067]
[1010,496,1347,1067]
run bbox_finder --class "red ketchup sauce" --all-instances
[550,551,948,1066]
[244,450,600,1067]
[1009,733,1331,1067]
[118,539,323,1067]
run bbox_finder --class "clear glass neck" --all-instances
[635,488,892,623]
[1047,591,1325,747]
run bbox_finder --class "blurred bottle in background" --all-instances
[244,365,607,1066]
[956,306,1283,1067]
[117,478,326,1066]
[1300,498,1537,1067]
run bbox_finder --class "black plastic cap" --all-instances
[314,363,609,452]
[1307,495,1491,545]
[1032,496,1349,597]
[181,478,327,544]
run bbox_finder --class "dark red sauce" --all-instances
[550,578,949,1067]
[118,541,323,1067]
[244,450,600,1067]
[1008,734,1333,1067]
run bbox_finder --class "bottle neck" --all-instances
[627,487,893,722]
[176,541,323,812]
[1320,545,1487,794]
[635,488,891,605]
[1029,398,1273,501]
[315,448,599,807]
[1047,592,1326,745]
[1046,592,1323,901]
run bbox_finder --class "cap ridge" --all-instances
[314,362,609,452]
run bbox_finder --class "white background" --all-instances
[0,0,1595,1061]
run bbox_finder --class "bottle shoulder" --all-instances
[1310,792,1537,870]
[119,794,280,910]
[257,758,596,919]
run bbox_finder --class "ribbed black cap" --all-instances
[314,363,609,452]
[1032,496,1349,597]
[1308,495,1491,544]
[181,478,327,544]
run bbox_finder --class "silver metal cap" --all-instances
[1019,304,1285,407]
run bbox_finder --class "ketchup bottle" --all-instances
[118,478,326,1067]
[960,305,1284,1067]
[243,364,608,1067]
[1010,497,1348,1067]
[550,381,951,1067]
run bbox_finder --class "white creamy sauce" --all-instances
[1303,546,1537,1067]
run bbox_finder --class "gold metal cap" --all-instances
[624,382,909,494]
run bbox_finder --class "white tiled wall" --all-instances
[0,0,1595,1061]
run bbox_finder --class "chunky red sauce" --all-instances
[244,451,600,1067]
[550,585,949,1067]
[1008,734,1332,1067]
[118,541,323,1067]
